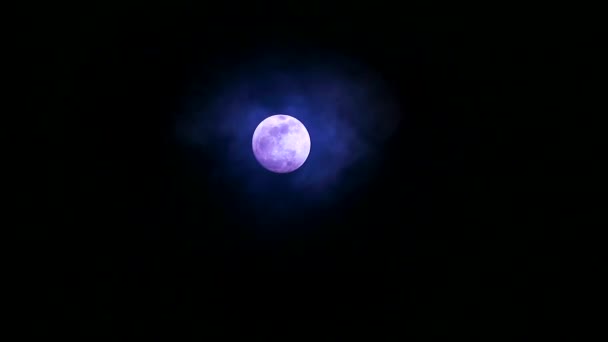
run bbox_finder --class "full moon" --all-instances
[252,114,311,173]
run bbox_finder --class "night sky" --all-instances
[43,2,569,339]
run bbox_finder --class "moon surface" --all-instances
[252,114,311,173]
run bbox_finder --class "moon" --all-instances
[252,114,311,173]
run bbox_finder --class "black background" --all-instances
[42,2,570,339]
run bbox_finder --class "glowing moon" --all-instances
[252,114,311,173]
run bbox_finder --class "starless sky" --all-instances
[44,2,565,339]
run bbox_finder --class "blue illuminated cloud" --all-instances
[176,52,401,225]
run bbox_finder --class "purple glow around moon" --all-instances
[252,114,311,173]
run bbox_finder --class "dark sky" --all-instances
[42,2,569,339]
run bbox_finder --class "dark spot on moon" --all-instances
[278,115,287,120]
[283,150,296,167]
[280,123,290,134]
[257,136,273,152]
[269,126,281,137]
